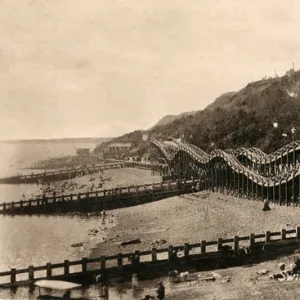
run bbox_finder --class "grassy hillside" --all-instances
[95,70,300,154]
[150,111,197,129]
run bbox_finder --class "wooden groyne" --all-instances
[1,227,300,288]
[0,162,164,184]
[0,179,194,215]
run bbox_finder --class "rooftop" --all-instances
[108,143,132,148]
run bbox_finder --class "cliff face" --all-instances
[95,70,300,154]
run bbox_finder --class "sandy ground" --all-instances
[86,191,300,299]
[28,168,161,199]
[131,256,300,300]
[91,191,300,257]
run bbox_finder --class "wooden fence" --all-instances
[0,179,194,215]
[0,161,165,184]
[0,227,300,288]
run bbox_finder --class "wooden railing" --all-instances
[0,161,166,184]
[0,178,193,214]
[0,227,299,287]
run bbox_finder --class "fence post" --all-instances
[10,268,16,284]
[28,266,34,281]
[3,203,6,212]
[100,256,106,269]
[82,258,88,272]
[265,231,271,243]
[64,260,70,275]
[281,229,286,241]
[184,243,189,256]
[250,233,255,247]
[217,238,223,251]
[200,240,206,254]
[152,248,157,261]
[117,253,123,266]
[46,263,52,278]
[234,236,239,254]
[297,227,300,241]
[168,246,173,261]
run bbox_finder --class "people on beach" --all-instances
[132,273,139,292]
[263,199,271,211]
[102,284,109,299]
[196,181,200,192]
[156,281,165,300]
[96,273,105,298]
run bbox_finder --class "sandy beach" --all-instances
[36,167,161,197]
[0,168,161,203]
[82,191,300,299]
[90,191,300,258]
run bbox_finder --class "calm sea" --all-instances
[0,140,140,299]
[0,139,101,177]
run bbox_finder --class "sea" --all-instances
[0,140,119,298]
[0,140,160,299]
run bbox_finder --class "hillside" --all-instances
[150,111,197,129]
[95,70,300,155]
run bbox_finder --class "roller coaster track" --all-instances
[152,138,300,170]
[150,138,300,205]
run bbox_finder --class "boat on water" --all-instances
[34,280,92,300]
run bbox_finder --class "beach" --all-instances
[90,191,300,258]
[84,191,300,299]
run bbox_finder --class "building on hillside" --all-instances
[103,143,132,159]
[107,143,132,152]
[76,148,90,155]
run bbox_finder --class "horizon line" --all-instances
[0,137,114,142]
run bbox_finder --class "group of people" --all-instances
[96,272,165,299]
[132,273,165,300]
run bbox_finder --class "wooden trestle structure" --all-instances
[150,138,300,206]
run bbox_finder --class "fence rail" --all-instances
[1,227,299,287]
[0,162,166,184]
[0,178,193,214]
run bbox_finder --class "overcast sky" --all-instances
[0,0,299,140]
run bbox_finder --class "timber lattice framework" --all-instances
[150,138,300,206]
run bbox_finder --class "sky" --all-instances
[0,0,300,140]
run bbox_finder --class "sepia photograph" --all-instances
[1,0,300,299]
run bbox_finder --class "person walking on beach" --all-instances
[156,281,165,300]
[103,284,109,299]
[96,273,104,298]
[132,273,139,292]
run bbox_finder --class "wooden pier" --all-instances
[0,227,299,288]
[0,161,165,184]
[0,179,194,215]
